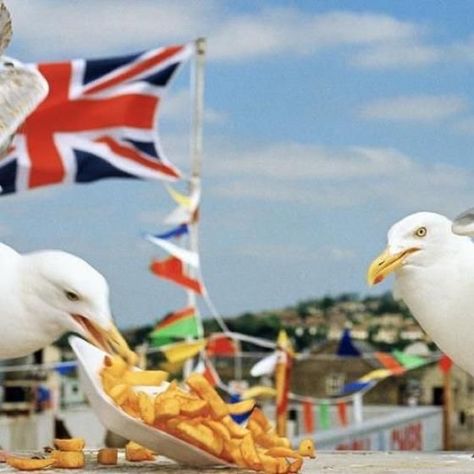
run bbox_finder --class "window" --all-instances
[325,373,345,397]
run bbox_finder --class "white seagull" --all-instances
[0,242,134,362]
[0,1,48,158]
[367,212,474,375]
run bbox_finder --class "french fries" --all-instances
[53,437,85,452]
[228,399,256,416]
[97,448,118,465]
[6,456,55,471]
[298,438,316,458]
[50,450,85,469]
[125,441,155,462]
[100,354,313,473]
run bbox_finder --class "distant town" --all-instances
[113,291,434,354]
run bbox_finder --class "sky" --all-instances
[2,0,474,329]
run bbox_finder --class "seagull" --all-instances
[367,212,474,375]
[0,242,134,363]
[0,1,48,158]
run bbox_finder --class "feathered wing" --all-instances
[0,65,48,153]
[0,1,12,56]
[452,207,474,236]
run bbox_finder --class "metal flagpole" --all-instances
[183,38,206,378]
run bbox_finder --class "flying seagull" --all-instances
[0,242,134,362]
[367,212,474,375]
[0,1,48,158]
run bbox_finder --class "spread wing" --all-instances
[0,64,48,152]
[0,1,12,56]
[452,208,474,236]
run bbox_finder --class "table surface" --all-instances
[0,451,474,473]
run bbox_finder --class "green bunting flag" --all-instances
[319,400,331,430]
[150,306,199,347]
[392,350,426,370]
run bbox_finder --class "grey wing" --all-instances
[0,1,12,56]
[0,66,48,149]
[452,208,474,236]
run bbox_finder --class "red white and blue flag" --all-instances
[0,44,194,195]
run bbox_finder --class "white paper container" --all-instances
[69,336,230,466]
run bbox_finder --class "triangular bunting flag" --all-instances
[392,350,427,370]
[319,401,330,430]
[145,234,200,268]
[153,224,189,240]
[438,353,453,374]
[150,256,204,294]
[302,400,315,434]
[337,400,348,426]
[250,352,278,377]
[150,306,199,347]
[375,351,406,375]
[164,183,201,224]
[160,339,206,364]
[336,328,361,357]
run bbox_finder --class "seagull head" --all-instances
[367,211,470,286]
[21,250,135,363]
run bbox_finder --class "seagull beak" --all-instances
[367,247,419,286]
[72,315,137,365]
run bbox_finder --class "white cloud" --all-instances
[161,90,226,125]
[205,141,474,214]
[358,95,467,122]
[7,1,427,67]
[209,143,412,180]
[352,43,442,69]
[210,9,421,61]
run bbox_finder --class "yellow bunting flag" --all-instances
[160,339,206,364]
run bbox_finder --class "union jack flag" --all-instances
[0,43,194,195]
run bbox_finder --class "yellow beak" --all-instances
[367,247,418,286]
[73,315,138,366]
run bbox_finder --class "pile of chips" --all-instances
[101,355,316,473]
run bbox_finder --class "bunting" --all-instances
[336,328,361,357]
[375,352,406,375]
[207,334,238,357]
[150,306,199,347]
[337,401,348,427]
[319,400,331,430]
[152,224,189,240]
[438,353,453,374]
[164,183,201,224]
[250,352,278,377]
[145,234,200,268]
[160,339,206,364]
[392,350,427,370]
[302,400,315,434]
[150,256,204,294]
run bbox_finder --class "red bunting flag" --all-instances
[375,352,406,375]
[438,354,453,374]
[337,400,348,426]
[150,256,203,294]
[302,400,315,434]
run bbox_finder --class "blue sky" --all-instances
[3,0,474,328]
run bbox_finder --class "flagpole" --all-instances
[184,38,206,378]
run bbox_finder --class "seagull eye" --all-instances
[65,290,80,302]
[415,226,427,238]
[3,62,14,68]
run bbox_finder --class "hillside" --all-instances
[202,292,434,352]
